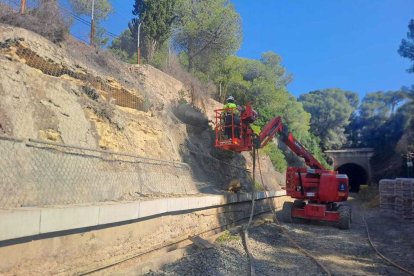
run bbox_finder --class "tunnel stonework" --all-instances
[325,148,374,191]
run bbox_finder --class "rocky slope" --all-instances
[0,24,283,193]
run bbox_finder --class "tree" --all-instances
[69,0,112,20]
[398,19,414,73]
[92,25,110,48]
[260,51,292,88]
[68,0,112,47]
[129,0,176,62]
[298,89,358,150]
[357,91,391,147]
[347,90,409,148]
[109,29,136,62]
[385,90,405,114]
[209,52,328,169]
[173,0,242,71]
[399,85,414,130]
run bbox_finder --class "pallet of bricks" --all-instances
[379,178,414,220]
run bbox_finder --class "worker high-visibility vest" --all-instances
[223,102,239,115]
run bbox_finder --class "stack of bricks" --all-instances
[379,179,396,214]
[395,178,414,220]
[379,178,414,220]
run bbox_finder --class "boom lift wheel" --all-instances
[338,205,352,229]
[292,200,307,223]
[280,201,293,223]
[293,200,306,208]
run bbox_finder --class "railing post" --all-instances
[20,0,26,14]
[90,0,95,46]
[137,22,142,64]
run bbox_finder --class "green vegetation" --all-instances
[130,0,176,62]
[261,143,287,172]
[215,230,240,243]
[398,19,414,73]
[254,181,266,191]
[69,0,112,20]
[298,89,358,150]
[347,89,414,151]
[69,0,112,47]
[173,0,242,72]
[108,29,137,63]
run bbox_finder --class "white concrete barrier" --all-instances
[98,202,140,225]
[0,191,286,242]
[40,206,100,233]
[0,209,41,241]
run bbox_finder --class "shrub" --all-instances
[0,2,70,43]
[163,55,215,112]
[216,230,239,243]
[262,143,288,172]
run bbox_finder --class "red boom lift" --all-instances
[215,104,351,229]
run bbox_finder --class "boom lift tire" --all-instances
[292,200,307,224]
[280,201,293,223]
[338,205,351,230]
[293,200,306,208]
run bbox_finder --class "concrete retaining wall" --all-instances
[0,192,287,275]
[0,191,285,242]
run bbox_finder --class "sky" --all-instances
[231,0,413,97]
[69,0,413,98]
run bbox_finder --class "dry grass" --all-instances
[0,2,69,43]
[358,185,380,208]
[163,57,215,113]
[215,230,240,243]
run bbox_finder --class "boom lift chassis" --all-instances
[215,104,351,229]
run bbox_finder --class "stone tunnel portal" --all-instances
[337,163,368,193]
[325,148,374,193]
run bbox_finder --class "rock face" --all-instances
[0,24,184,161]
[0,24,284,200]
[0,57,98,147]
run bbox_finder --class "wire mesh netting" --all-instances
[0,0,154,112]
[0,0,258,209]
[0,136,202,208]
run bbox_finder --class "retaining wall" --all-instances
[0,192,287,275]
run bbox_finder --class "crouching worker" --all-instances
[223,95,241,139]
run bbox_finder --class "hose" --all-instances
[240,147,258,276]
[362,211,414,275]
[256,150,332,276]
[241,148,331,276]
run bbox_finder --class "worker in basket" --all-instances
[223,95,241,139]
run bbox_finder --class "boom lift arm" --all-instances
[257,116,325,170]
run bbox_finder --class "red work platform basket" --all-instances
[214,106,255,152]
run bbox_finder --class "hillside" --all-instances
[0,24,284,197]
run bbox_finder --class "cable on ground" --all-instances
[362,211,414,275]
[255,150,332,276]
[240,147,258,276]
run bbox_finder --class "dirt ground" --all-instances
[145,195,414,276]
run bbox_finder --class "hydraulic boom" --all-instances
[214,103,352,229]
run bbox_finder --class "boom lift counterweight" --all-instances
[214,104,351,229]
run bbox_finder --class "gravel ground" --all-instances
[147,196,414,276]
[147,224,324,276]
[364,208,414,273]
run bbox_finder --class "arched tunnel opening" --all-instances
[336,163,368,193]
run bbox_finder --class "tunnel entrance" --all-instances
[336,163,367,193]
